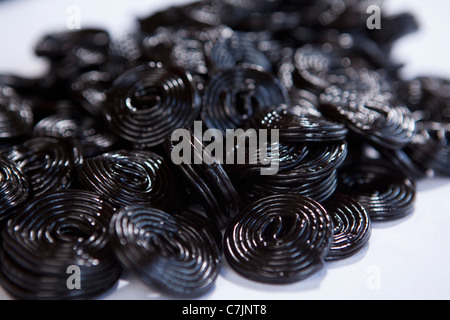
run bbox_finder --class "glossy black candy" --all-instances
[165,129,241,229]
[403,121,450,176]
[0,156,29,221]
[338,160,416,221]
[201,66,289,134]
[104,62,201,148]
[77,149,180,211]
[233,139,347,204]
[34,28,110,60]
[320,86,416,150]
[110,205,220,297]
[0,190,122,300]
[253,104,348,143]
[224,194,333,284]
[0,137,82,197]
[323,193,371,260]
[207,31,272,71]
[0,84,33,141]
[34,112,118,157]
[70,70,113,117]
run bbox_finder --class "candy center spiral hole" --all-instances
[127,86,162,112]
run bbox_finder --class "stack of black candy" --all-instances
[0,0,447,299]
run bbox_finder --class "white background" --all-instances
[0,0,449,300]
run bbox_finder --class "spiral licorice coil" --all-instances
[110,205,220,297]
[322,193,372,260]
[254,105,348,143]
[0,84,33,140]
[243,170,338,204]
[77,149,179,210]
[201,66,289,134]
[0,190,121,299]
[104,62,201,148]
[338,161,416,221]
[0,156,29,220]
[165,130,241,229]
[34,113,118,157]
[224,194,333,284]
[320,86,416,150]
[0,137,81,197]
[208,32,272,71]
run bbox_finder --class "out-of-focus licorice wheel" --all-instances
[104,62,201,148]
[225,139,309,181]
[0,137,81,197]
[109,205,221,297]
[322,193,371,261]
[33,112,118,157]
[224,194,333,284]
[201,66,289,134]
[207,31,272,71]
[0,190,121,300]
[0,84,33,141]
[165,129,241,229]
[404,121,450,176]
[34,28,110,60]
[253,105,348,143]
[320,86,416,150]
[338,160,416,221]
[180,0,280,28]
[0,156,29,221]
[77,149,180,211]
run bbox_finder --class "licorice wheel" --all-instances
[233,140,347,205]
[0,136,82,197]
[70,71,113,118]
[277,45,345,93]
[404,121,450,176]
[0,189,121,300]
[272,140,348,180]
[207,31,272,71]
[0,156,29,221]
[0,84,34,141]
[165,130,241,229]
[238,168,338,206]
[253,105,348,143]
[34,28,110,60]
[33,112,118,157]
[322,193,371,261]
[104,62,201,148]
[319,86,416,150]
[338,160,416,221]
[109,205,221,297]
[224,194,333,284]
[77,149,180,211]
[225,140,309,181]
[201,66,289,134]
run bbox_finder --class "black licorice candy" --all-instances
[77,149,182,211]
[0,136,82,197]
[0,190,121,300]
[224,194,333,284]
[322,193,372,261]
[338,160,416,221]
[0,0,448,299]
[109,205,220,297]
[104,62,201,149]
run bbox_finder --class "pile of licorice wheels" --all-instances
[0,0,448,299]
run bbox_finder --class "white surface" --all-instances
[0,0,449,300]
